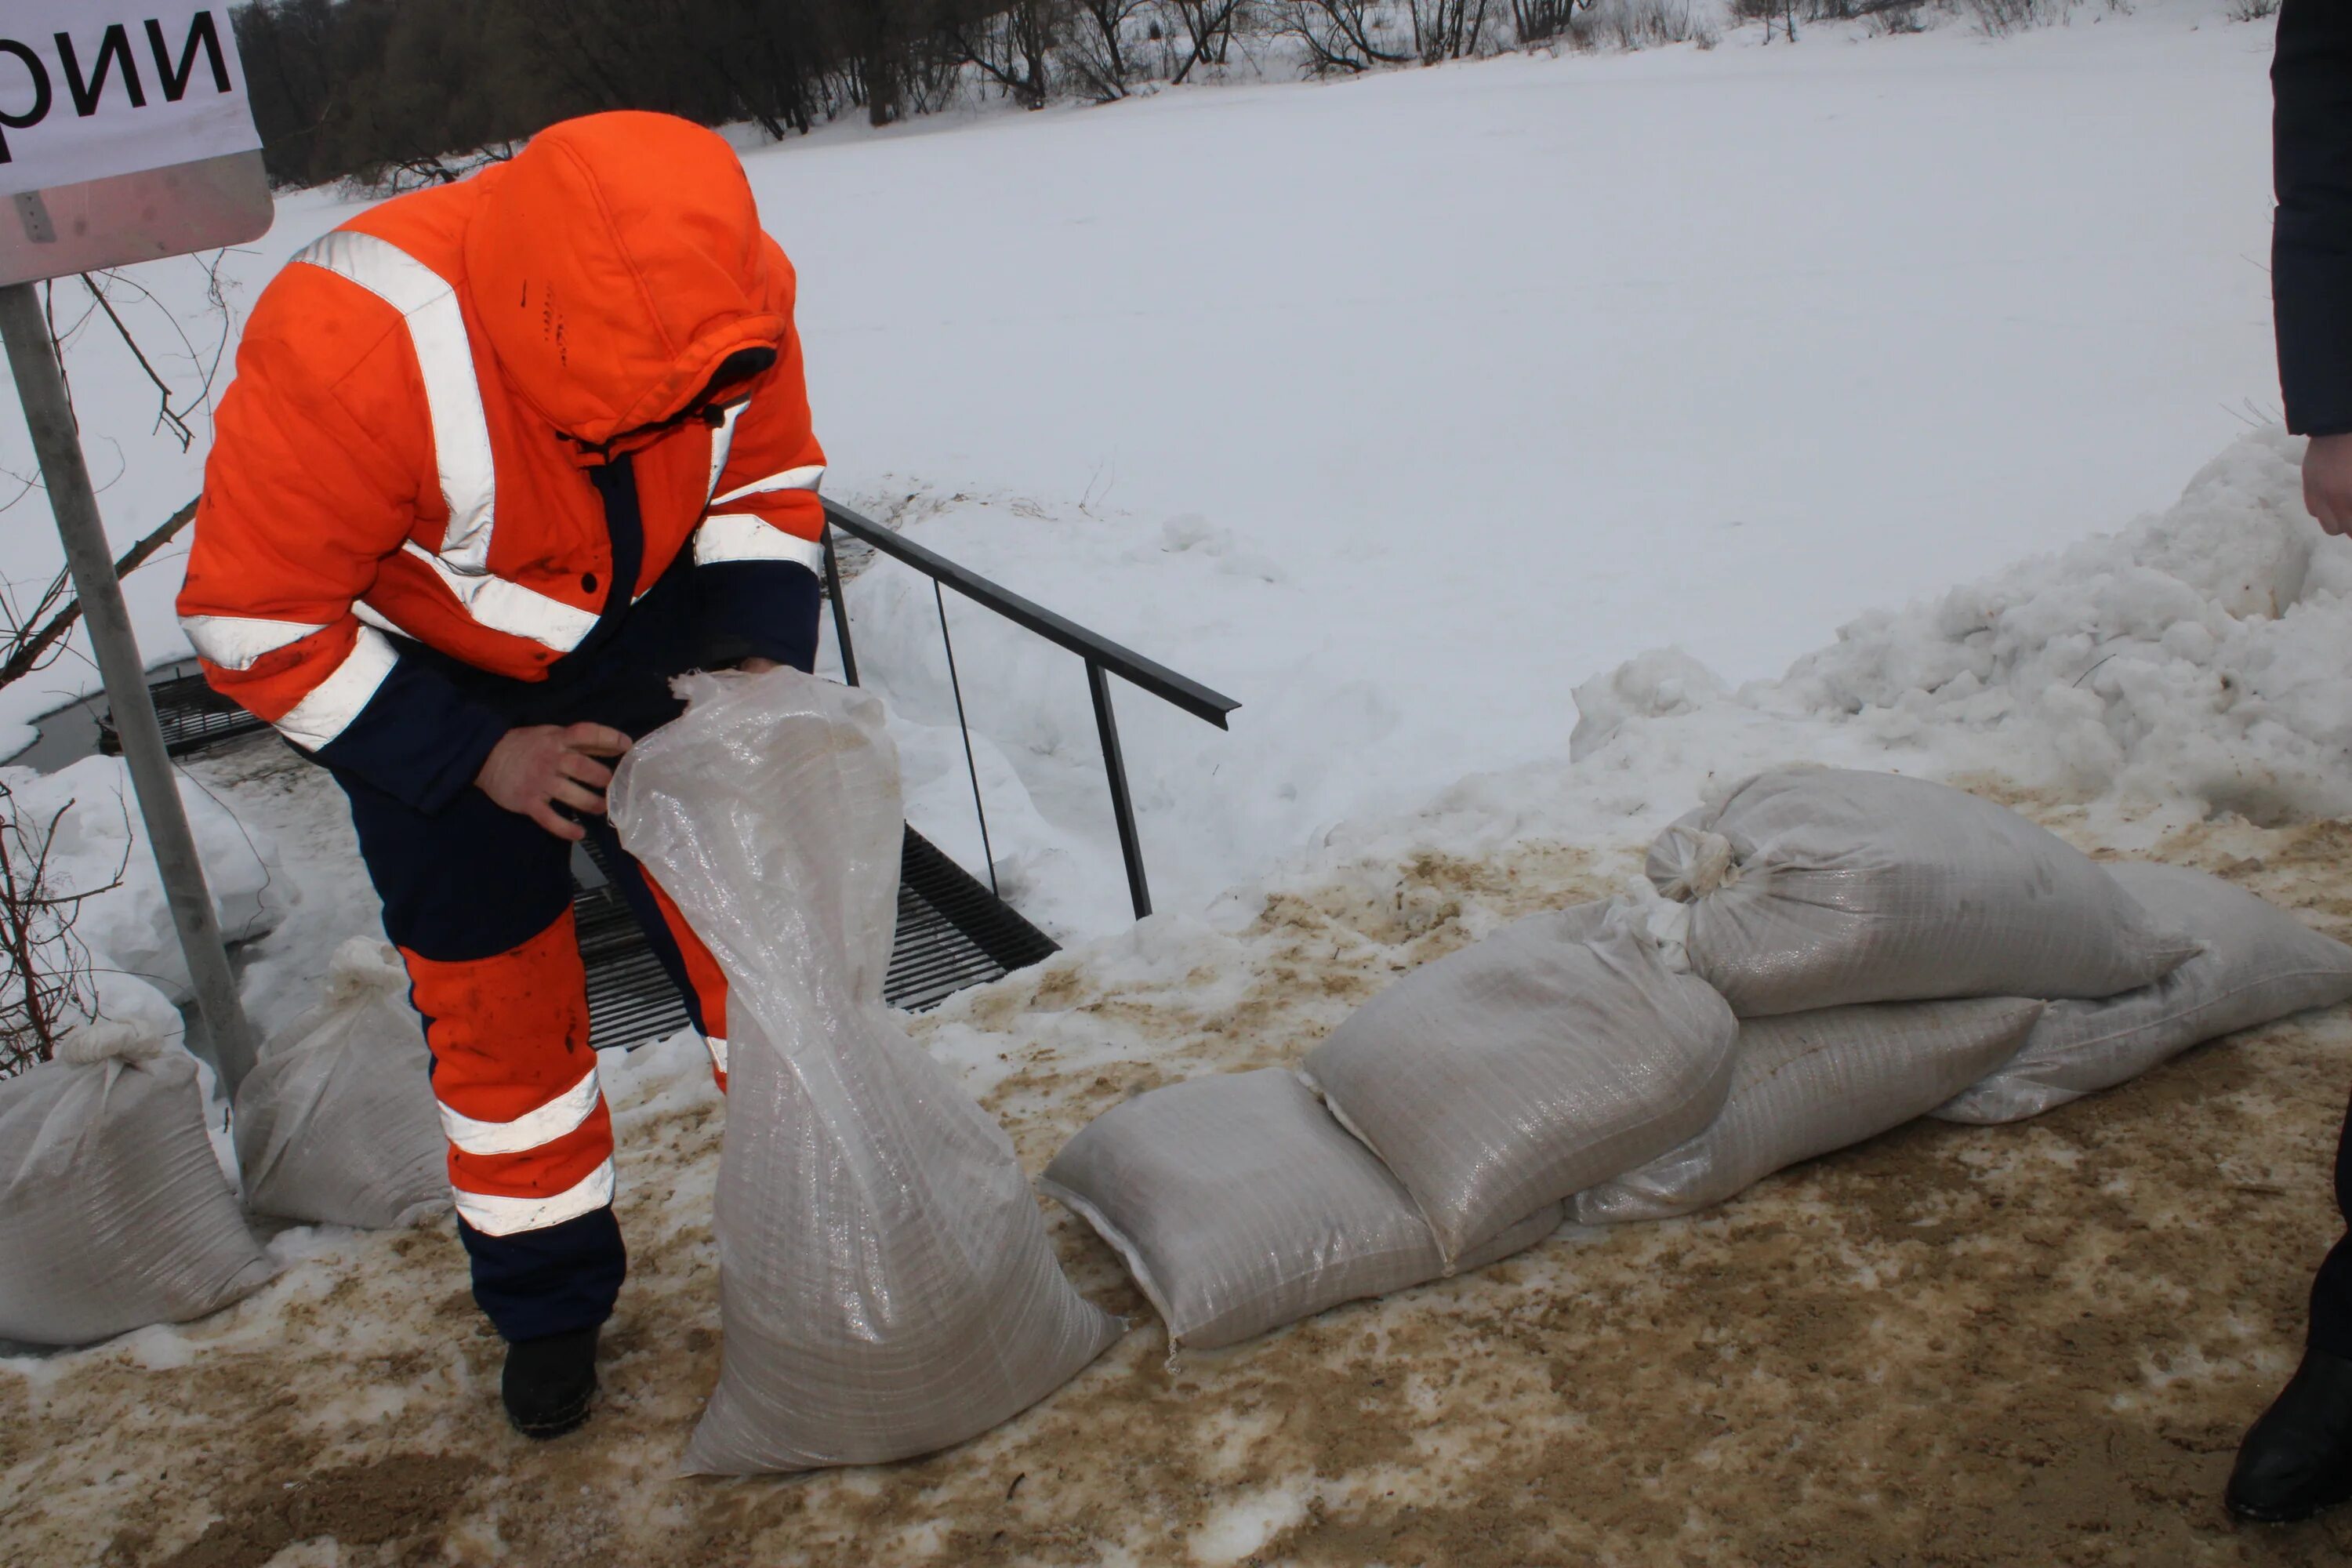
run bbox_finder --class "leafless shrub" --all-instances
[1285,0,1414,74]
[949,0,1065,107]
[1408,0,1498,60]
[0,780,124,1080]
[1157,0,1251,80]
[1510,0,1588,43]
[1867,1,1931,34]
[2227,0,2278,19]
[1062,0,1149,98]
[1962,0,2074,34]
[0,263,224,700]
[1569,0,1718,49]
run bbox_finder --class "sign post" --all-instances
[0,6,274,1094]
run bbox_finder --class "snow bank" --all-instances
[1569,430,2352,834]
[1776,430,2352,825]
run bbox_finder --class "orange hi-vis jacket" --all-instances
[177,112,826,810]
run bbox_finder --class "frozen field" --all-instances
[0,0,2290,936]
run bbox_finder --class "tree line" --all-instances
[231,0,1230,189]
[240,0,1849,190]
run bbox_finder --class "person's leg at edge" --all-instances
[336,767,622,1439]
[2229,1089,2352,1523]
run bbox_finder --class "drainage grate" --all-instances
[573,824,1057,1050]
[97,673,270,759]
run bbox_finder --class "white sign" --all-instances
[0,5,260,200]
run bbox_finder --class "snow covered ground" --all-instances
[0,0,2290,941]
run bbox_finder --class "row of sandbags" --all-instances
[0,938,446,1347]
[1044,768,2352,1353]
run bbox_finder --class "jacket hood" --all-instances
[463,112,787,453]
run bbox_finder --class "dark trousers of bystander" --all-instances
[2311,1089,2352,1359]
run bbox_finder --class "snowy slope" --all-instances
[0,0,2288,945]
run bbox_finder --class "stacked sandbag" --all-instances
[1647,768,2198,1015]
[1577,997,2044,1223]
[612,668,1120,1475]
[0,1021,274,1345]
[1936,860,2352,1124]
[1301,901,1739,1260]
[1044,1069,1561,1352]
[234,938,446,1230]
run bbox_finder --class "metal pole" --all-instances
[1086,660,1151,920]
[0,282,258,1094]
[820,524,859,687]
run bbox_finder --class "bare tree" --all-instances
[1161,0,1251,82]
[1287,0,1414,74]
[1065,0,1147,99]
[0,495,201,698]
[1410,0,1496,61]
[1511,0,1587,44]
[949,0,1065,108]
[0,779,125,1078]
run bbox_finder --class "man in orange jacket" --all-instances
[179,111,826,1437]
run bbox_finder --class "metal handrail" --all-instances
[818,495,1241,920]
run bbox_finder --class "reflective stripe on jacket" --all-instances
[176,112,827,808]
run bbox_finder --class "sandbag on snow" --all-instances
[611,669,1119,1475]
[0,1022,274,1345]
[1648,769,2196,1017]
[1576,997,2044,1224]
[234,938,445,1230]
[1044,1069,1561,1352]
[1935,861,2352,1124]
[1301,901,1738,1261]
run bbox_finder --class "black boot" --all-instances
[2227,1346,2352,1523]
[501,1326,600,1439]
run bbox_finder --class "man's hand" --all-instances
[736,658,780,674]
[2307,433,2352,535]
[475,723,632,842]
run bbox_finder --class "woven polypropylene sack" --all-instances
[1647,769,2196,1017]
[611,669,1120,1475]
[1935,861,2352,1124]
[1301,902,1738,1261]
[1576,997,2043,1223]
[234,938,445,1230]
[1043,1069,1560,1352]
[0,1026,274,1345]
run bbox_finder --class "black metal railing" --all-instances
[820,496,1240,920]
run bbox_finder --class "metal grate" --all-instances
[891,826,1059,1011]
[97,673,270,759]
[572,860,693,1054]
[573,824,1057,1050]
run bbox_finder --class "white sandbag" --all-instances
[234,938,445,1230]
[1301,901,1738,1261]
[1576,996,2044,1223]
[1044,1069,1561,1352]
[1935,860,2352,1124]
[611,669,1120,1475]
[1648,768,2196,1016]
[0,1022,274,1345]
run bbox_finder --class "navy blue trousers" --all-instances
[334,567,724,1342]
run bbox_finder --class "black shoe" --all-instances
[501,1326,600,1439]
[2227,1346,2352,1523]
